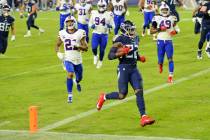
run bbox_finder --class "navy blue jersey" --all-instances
[165,0,176,11]
[25,2,36,14]
[109,35,140,65]
[0,15,14,39]
[202,2,210,27]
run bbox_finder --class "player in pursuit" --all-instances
[55,16,88,103]
[150,3,180,83]
[89,0,115,69]
[96,20,155,127]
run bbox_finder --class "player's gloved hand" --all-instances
[57,52,64,60]
[138,56,146,63]
[91,24,96,29]
[106,24,112,29]
[160,26,167,31]
[11,35,15,41]
[56,6,60,11]
[170,30,177,36]
[122,47,131,55]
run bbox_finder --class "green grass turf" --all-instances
[0,7,210,139]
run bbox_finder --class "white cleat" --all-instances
[93,55,98,65]
[24,33,31,37]
[142,32,145,37]
[96,61,102,69]
[39,28,45,35]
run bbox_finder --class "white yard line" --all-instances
[40,67,210,131]
[0,121,10,127]
[0,130,198,140]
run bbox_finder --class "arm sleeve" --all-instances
[108,47,118,60]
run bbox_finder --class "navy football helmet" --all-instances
[120,20,136,38]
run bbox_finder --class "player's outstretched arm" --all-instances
[55,37,63,53]
[10,23,16,41]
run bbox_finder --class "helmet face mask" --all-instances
[159,4,170,17]
[65,16,77,30]
[97,0,107,12]
[2,5,10,17]
[120,20,137,38]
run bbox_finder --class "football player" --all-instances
[55,16,88,103]
[0,4,15,55]
[89,0,115,69]
[196,0,210,59]
[74,0,92,43]
[140,0,158,37]
[20,0,44,37]
[0,0,7,16]
[96,20,155,127]
[111,0,127,35]
[150,3,180,83]
[56,0,74,30]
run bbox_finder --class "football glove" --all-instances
[57,52,64,60]
[170,30,177,36]
[138,56,146,63]
[11,35,15,41]
[91,24,95,29]
[160,26,167,31]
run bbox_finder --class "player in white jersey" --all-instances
[140,0,158,37]
[0,0,7,15]
[150,3,180,83]
[111,0,127,35]
[55,16,88,103]
[56,0,74,30]
[89,0,115,69]
[75,0,92,43]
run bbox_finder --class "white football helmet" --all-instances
[159,2,170,17]
[65,16,77,30]
[97,0,107,13]
[79,0,86,6]
[2,4,10,17]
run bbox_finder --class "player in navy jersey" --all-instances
[96,20,155,127]
[0,4,15,55]
[196,0,210,59]
[20,0,44,37]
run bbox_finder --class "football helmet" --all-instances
[120,20,136,38]
[159,3,170,17]
[65,15,77,30]
[2,4,10,17]
[79,0,86,6]
[97,0,107,13]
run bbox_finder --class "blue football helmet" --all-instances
[120,20,136,38]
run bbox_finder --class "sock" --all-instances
[105,92,119,100]
[136,90,146,116]
[68,93,73,103]
[92,49,97,56]
[99,50,105,61]
[67,78,73,93]
[169,61,174,74]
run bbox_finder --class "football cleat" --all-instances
[39,28,45,35]
[205,47,210,58]
[68,94,73,103]
[93,55,98,65]
[96,61,102,69]
[197,50,202,60]
[167,76,173,83]
[24,31,31,37]
[159,64,163,73]
[73,79,82,92]
[141,31,145,37]
[140,115,155,127]
[147,29,150,35]
[97,93,106,110]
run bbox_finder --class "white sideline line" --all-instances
[0,121,10,127]
[0,130,198,140]
[40,67,210,131]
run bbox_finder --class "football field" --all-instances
[0,7,210,140]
